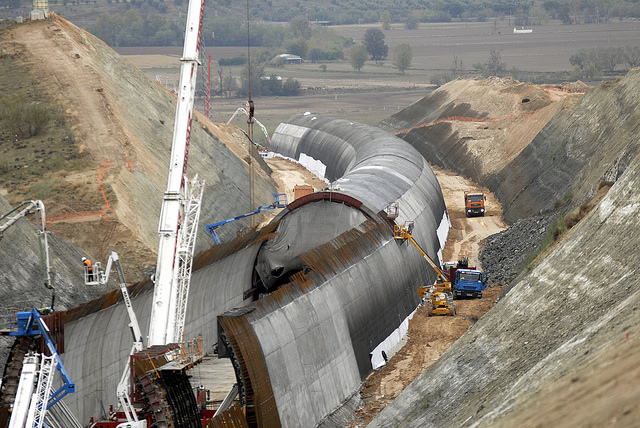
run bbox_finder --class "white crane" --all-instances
[148,0,206,347]
[0,200,53,304]
[82,0,207,424]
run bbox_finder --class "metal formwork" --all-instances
[55,114,449,427]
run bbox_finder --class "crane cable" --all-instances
[246,0,256,226]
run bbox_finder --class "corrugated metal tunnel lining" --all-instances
[217,114,451,427]
[57,114,449,427]
[254,193,373,291]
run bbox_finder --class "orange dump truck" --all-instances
[464,192,486,217]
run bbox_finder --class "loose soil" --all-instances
[349,167,508,427]
[437,166,507,267]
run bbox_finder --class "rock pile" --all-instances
[479,214,555,286]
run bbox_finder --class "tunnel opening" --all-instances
[252,193,374,296]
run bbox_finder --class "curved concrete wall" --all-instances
[271,113,449,255]
[218,114,451,426]
[242,221,427,427]
[59,114,450,426]
[62,243,261,422]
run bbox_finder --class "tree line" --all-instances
[84,0,640,49]
[570,46,640,79]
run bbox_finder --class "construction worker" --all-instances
[82,257,94,283]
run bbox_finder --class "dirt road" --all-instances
[350,166,508,427]
[265,156,328,204]
[437,166,508,268]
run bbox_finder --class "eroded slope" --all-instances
[1,16,278,281]
[379,77,586,222]
[370,133,640,427]
[370,71,640,428]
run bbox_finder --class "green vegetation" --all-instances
[363,28,388,61]
[74,0,640,97]
[393,43,413,74]
[234,60,301,97]
[473,50,507,77]
[0,94,57,138]
[350,45,368,71]
[0,47,92,203]
[87,10,183,47]
[289,16,312,39]
[570,46,640,80]
[54,0,640,48]
[381,10,391,30]
[218,56,247,67]
[405,14,419,30]
[527,183,609,269]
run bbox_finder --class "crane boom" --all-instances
[149,0,206,347]
[394,222,456,316]
[8,309,75,407]
[0,200,52,294]
[394,223,448,283]
[205,193,287,243]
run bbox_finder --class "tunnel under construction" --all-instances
[32,113,450,427]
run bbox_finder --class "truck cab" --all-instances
[464,192,486,217]
[453,268,487,299]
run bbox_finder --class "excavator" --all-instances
[394,222,456,316]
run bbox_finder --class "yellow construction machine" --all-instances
[394,222,456,316]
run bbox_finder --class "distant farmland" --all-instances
[118,20,640,129]
[118,20,640,74]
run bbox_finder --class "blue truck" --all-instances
[444,259,487,299]
[452,268,487,298]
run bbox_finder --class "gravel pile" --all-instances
[479,214,555,286]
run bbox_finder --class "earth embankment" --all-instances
[0,16,279,281]
[378,77,588,222]
[370,137,640,427]
[370,69,640,428]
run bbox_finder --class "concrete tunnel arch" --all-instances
[57,113,450,427]
[253,191,380,293]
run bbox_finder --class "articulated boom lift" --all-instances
[84,251,146,427]
[205,193,287,243]
[394,222,456,316]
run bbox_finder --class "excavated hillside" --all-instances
[4,15,640,428]
[0,16,279,283]
[0,15,329,372]
[379,77,588,223]
[370,72,640,426]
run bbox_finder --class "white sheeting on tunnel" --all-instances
[371,308,417,370]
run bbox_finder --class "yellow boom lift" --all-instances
[394,222,456,316]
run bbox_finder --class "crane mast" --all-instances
[149,0,206,347]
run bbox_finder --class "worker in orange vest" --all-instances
[82,257,94,283]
